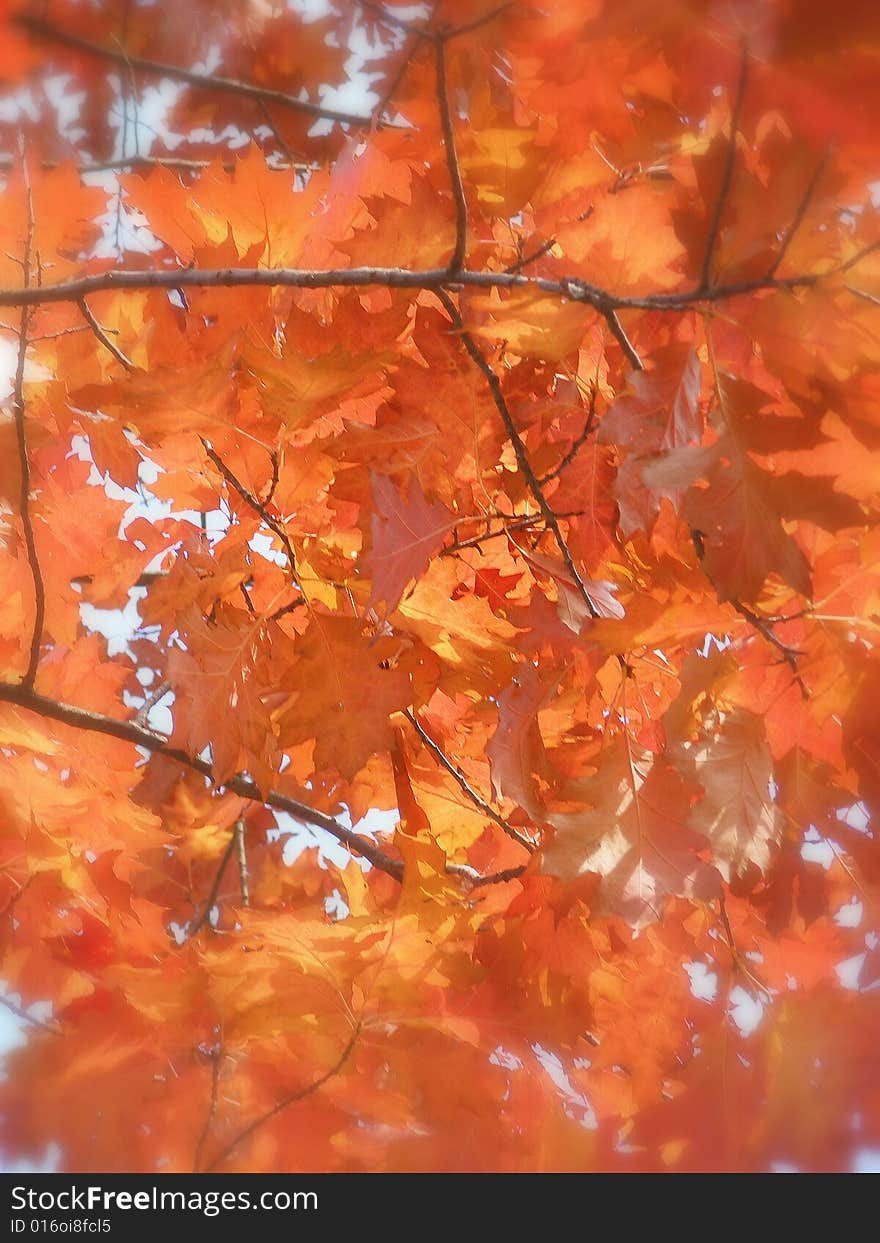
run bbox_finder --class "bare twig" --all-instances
[846,283,880,308]
[77,297,134,369]
[234,818,250,907]
[445,3,515,41]
[258,100,297,166]
[537,389,598,486]
[135,678,172,727]
[193,1047,223,1174]
[203,1022,360,1171]
[360,1,432,40]
[441,509,581,556]
[404,708,535,850]
[12,147,45,689]
[602,305,642,370]
[435,36,468,273]
[0,261,831,312]
[16,13,377,129]
[0,991,62,1035]
[435,289,600,618]
[768,148,831,277]
[0,680,405,880]
[699,42,748,292]
[187,827,240,937]
[200,438,300,591]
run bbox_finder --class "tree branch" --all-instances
[435,36,468,273]
[0,261,824,313]
[0,991,62,1035]
[435,289,600,619]
[203,1021,360,1171]
[403,708,535,850]
[193,1046,223,1174]
[15,12,377,129]
[0,680,404,880]
[77,297,134,369]
[536,388,598,486]
[234,818,250,908]
[768,147,831,278]
[187,827,239,937]
[699,42,748,292]
[12,149,44,689]
[200,438,300,595]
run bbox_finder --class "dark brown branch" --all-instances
[445,3,515,41]
[447,862,528,887]
[435,37,468,273]
[360,1,432,40]
[187,828,239,937]
[77,297,134,369]
[0,681,526,888]
[436,289,600,619]
[602,305,642,370]
[0,680,405,880]
[12,150,44,689]
[536,390,598,486]
[699,43,748,292]
[203,1021,360,1171]
[838,240,880,275]
[0,261,825,312]
[404,708,535,851]
[193,1047,223,1174]
[258,101,297,167]
[200,438,300,593]
[440,509,581,556]
[15,13,376,129]
[134,678,171,727]
[1,154,313,176]
[768,148,830,277]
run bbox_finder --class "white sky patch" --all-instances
[532,1044,598,1130]
[684,960,718,1002]
[728,985,764,1036]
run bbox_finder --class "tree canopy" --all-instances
[0,0,878,1174]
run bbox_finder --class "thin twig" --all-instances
[537,389,598,486]
[436,289,600,618]
[360,1,432,40]
[0,992,62,1035]
[187,828,239,937]
[234,818,250,907]
[201,438,300,591]
[12,145,45,689]
[16,13,377,128]
[135,678,172,727]
[404,708,535,850]
[77,297,134,369]
[602,305,642,370]
[193,1047,223,1173]
[441,509,581,556]
[435,36,468,273]
[258,100,297,166]
[0,679,405,880]
[203,1022,360,1171]
[699,42,748,292]
[767,147,831,277]
[445,2,515,41]
[0,261,833,311]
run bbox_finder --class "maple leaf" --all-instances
[3,0,880,1180]
[367,472,453,613]
[541,739,718,926]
